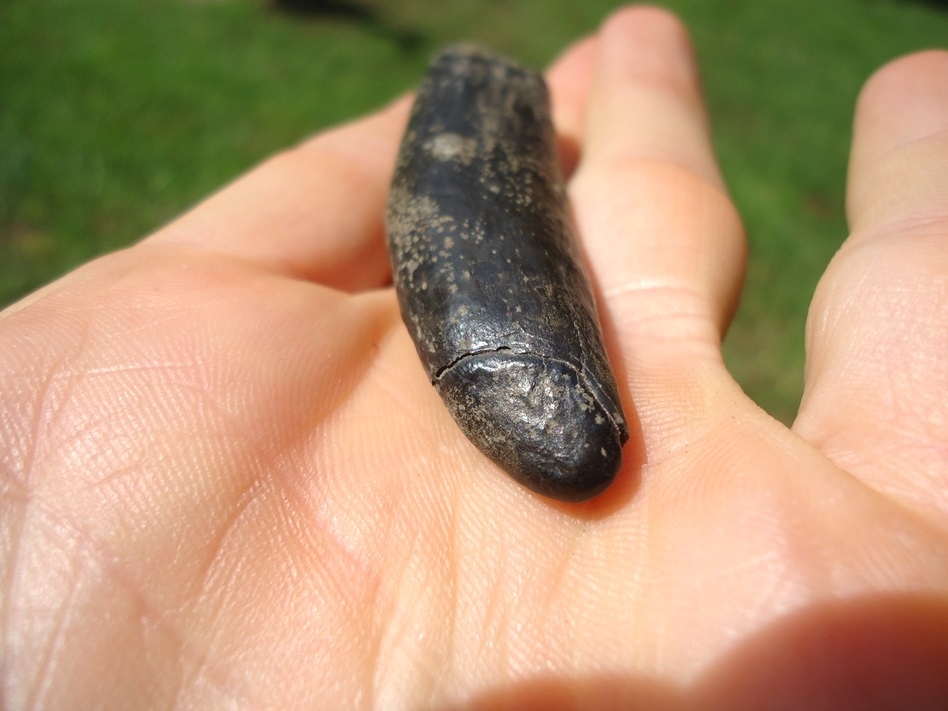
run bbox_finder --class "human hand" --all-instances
[3,6,948,709]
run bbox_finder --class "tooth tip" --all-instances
[437,351,625,502]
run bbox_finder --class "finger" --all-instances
[546,33,598,178]
[579,8,721,186]
[846,50,948,236]
[569,7,745,370]
[795,51,948,522]
[147,96,412,291]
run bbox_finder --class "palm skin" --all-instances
[3,7,948,710]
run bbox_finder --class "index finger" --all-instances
[147,96,412,292]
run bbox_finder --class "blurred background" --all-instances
[1,0,946,423]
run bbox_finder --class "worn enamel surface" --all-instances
[386,46,629,502]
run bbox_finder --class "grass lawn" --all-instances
[2,0,946,423]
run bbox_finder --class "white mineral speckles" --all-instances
[426,132,479,164]
[572,385,597,413]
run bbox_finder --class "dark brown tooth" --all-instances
[385,45,628,502]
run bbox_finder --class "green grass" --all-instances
[2,0,946,423]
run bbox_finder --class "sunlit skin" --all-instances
[2,7,948,709]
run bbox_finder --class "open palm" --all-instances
[3,8,948,709]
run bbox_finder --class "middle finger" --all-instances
[570,7,745,366]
